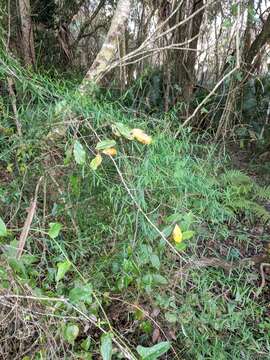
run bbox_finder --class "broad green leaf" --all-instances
[136,341,171,360]
[64,324,79,345]
[152,274,168,285]
[55,260,71,282]
[48,222,62,239]
[95,140,116,151]
[175,242,187,251]
[0,217,7,237]
[73,140,86,165]
[100,333,112,360]
[150,254,160,270]
[112,122,133,139]
[90,154,102,170]
[182,230,195,240]
[69,284,93,304]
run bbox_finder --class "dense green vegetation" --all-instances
[1,50,270,359]
[1,0,270,358]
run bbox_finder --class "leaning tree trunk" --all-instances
[18,0,35,66]
[79,0,131,92]
[48,0,131,140]
[244,11,270,71]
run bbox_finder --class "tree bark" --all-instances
[244,10,270,67]
[18,0,35,66]
[80,0,131,91]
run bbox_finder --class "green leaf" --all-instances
[182,230,195,240]
[152,274,168,285]
[165,312,178,323]
[81,337,91,351]
[90,154,102,171]
[150,254,160,270]
[136,341,171,360]
[0,217,7,237]
[95,140,116,151]
[48,222,62,239]
[69,284,93,304]
[74,140,86,165]
[55,260,71,282]
[63,324,79,345]
[175,242,187,251]
[112,122,133,140]
[100,333,112,360]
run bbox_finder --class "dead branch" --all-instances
[16,177,43,259]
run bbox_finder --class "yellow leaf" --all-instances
[172,224,183,244]
[131,128,152,145]
[90,154,102,170]
[102,147,117,156]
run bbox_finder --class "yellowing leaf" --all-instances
[172,224,183,244]
[102,147,117,156]
[131,128,152,145]
[90,154,102,170]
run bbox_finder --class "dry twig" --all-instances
[16,177,43,259]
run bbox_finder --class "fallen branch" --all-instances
[16,177,43,259]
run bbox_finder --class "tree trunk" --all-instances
[18,0,35,66]
[244,11,270,69]
[80,0,131,92]
[48,0,131,140]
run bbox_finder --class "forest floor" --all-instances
[0,77,270,359]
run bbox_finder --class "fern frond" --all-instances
[221,170,253,187]
[227,198,270,223]
[254,185,270,200]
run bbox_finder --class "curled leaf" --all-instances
[90,154,102,170]
[172,224,183,244]
[131,128,152,145]
[95,140,116,151]
[102,147,117,156]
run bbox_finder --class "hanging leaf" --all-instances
[90,154,102,170]
[100,333,112,360]
[48,222,62,239]
[102,148,117,156]
[73,140,86,165]
[95,140,116,151]
[55,260,71,282]
[63,324,80,345]
[172,224,183,244]
[136,341,171,360]
[112,122,133,139]
[0,217,7,237]
[131,128,152,145]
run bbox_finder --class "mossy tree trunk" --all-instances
[79,0,131,92]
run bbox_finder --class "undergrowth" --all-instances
[0,52,270,359]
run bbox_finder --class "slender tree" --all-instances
[18,0,35,65]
